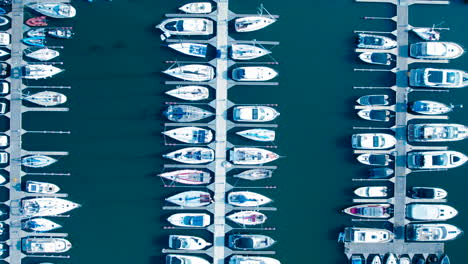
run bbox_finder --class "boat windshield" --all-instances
[252,109,259,120]
[432,154,447,166]
[234,237,254,249]
[185,216,204,226]
[363,37,384,46]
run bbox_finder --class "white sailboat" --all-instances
[164,64,215,81]
[227,191,272,207]
[22,154,57,168]
[165,191,212,207]
[22,65,63,80]
[158,169,211,185]
[236,129,275,142]
[179,2,213,14]
[24,91,67,106]
[25,48,60,61]
[163,147,215,164]
[230,147,279,165]
[163,126,213,144]
[165,86,209,101]
[235,16,276,32]
[168,43,208,58]
[227,211,267,225]
[22,218,62,232]
[231,44,271,60]
[412,27,440,41]
[22,198,80,217]
[28,3,76,18]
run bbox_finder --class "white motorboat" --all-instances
[22,238,72,253]
[228,234,276,250]
[230,44,271,60]
[408,123,468,142]
[386,254,398,264]
[163,127,213,144]
[410,42,464,60]
[227,211,267,226]
[165,105,214,122]
[230,255,280,264]
[25,48,60,61]
[0,49,9,58]
[232,106,280,122]
[370,255,382,264]
[357,34,397,49]
[0,32,10,46]
[25,181,60,194]
[163,147,214,164]
[166,255,210,264]
[22,65,63,80]
[407,204,458,221]
[357,154,392,166]
[357,109,391,122]
[28,3,76,18]
[0,135,8,147]
[165,86,209,101]
[168,235,211,250]
[399,256,410,264]
[0,81,9,95]
[164,64,215,81]
[22,198,80,217]
[167,213,211,227]
[406,223,463,241]
[158,169,211,185]
[410,100,456,115]
[22,218,62,232]
[359,52,392,65]
[343,204,392,218]
[235,16,276,32]
[24,91,67,106]
[412,27,440,41]
[234,169,273,181]
[232,66,277,81]
[410,187,447,199]
[168,43,208,58]
[0,174,5,185]
[22,154,57,168]
[236,129,275,142]
[351,133,396,149]
[409,68,468,88]
[230,147,279,165]
[354,186,388,198]
[156,18,214,40]
[179,2,212,14]
[165,191,212,207]
[356,95,389,106]
[227,191,272,207]
[341,227,393,243]
[407,150,468,169]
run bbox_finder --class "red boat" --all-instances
[26,16,47,27]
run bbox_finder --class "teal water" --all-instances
[15,1,468,264]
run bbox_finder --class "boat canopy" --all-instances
[370,53,390,64]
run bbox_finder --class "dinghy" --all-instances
[228,191,272,207]
[164,105,214,122]
[158,169,211,185]
[165,191,212,207]
[179,2,213,14]
[235,16,276,32]
[236,129,275,141]
[24,91,67,106]
[164,64,215,81]
[168,235,211,250]
[25,48,60,61]
[357,154,392,166]
[167,213,211,227]
[227,211,267,225]
[234,169,273,181]
[22,218,62,232]
[165,86,209,101]
[163,126,213,144]
[230,147,279,165]
[359,52,391,65]
[412,27,440,41]
[22,155,57,168]
[231,44,271,60]
[168,43,208,58]
[163,147,214,164]
[357,109,391,122]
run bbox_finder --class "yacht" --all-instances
[227,211,267,226]
[406,204,457,221]
[47,28,73,39]
[228,234,276,250]
[22,237,72,253]
[412,27,440,41]
[168,43,208,58]
[227,191,272,207]
[25,48,60,61]
[409,187,447,199]
[357,154,392,166]
[158,169,211,185]
[0,152,8,164]
[408,123,468,142]
[356,95,389,106]
[386,254,398,264]
[370,255,382,264]
[166,255,209,264]
[409,68,468,88]
[343,204,392,218]
[22,218,62,232]
[351,133,396,149]
[230,255,280,264]
[0,32,9,45]
[165,86,209,101]
[167,213,211,227]
[407,150,468,169]
[410,42,464,59]
[162,126,213,144]
[357,109,391,122]
[406,223,463,241]
[341,227,393,243]
[409,100,456,115]
[22,154,57,168]
[28,3,76,18]
[231,44,271,60]
[25,181,60,194]
[22,198,80,217]
[236,129,275,142]
[156,18,214,40]
[232,106,280,122]
[179,2,212,14]
[357,34,397,49]
[164,105,214,122]
[234,16,276,32]
[24,91,67,107]
[168,235,211,250]
[164,147,214,164]
[163,64,215,81]
[359,52,392,65]
[354,186,388,198]
[0,49,9,58]
[234,169,273,181]
[232,66,277,81]
[229,147,279,165]
[22,64,63,80]
[165,191,212,207]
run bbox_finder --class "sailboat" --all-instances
[236,129,275,142]
[163,64,215,81]
[24,91,67,106]
[158,169,211,185]
[227,211,267,225]
[166,191,212,207]
[230,44,271,60]
[164,105,214,122]
[24,48,60,61]
[163,147,215,164]
[234,169,273,181]
[235,16,276,32]
[163,126,213,144]
[168,43,208,58]
[22,155,57,168]
[22,65,63,79]
[165,86,209,101]
[22,218,62,232]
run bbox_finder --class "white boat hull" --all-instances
[165,86,209,101]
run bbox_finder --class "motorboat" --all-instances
[235,16,276,32]
[354,186,388,197]
[0,81,9,95]
[0,174,5,184]
[26,16,47,27]
[0,152,8,164]
[168,235,211,250]
[168,43,208,58]
[167,213,211,227]
[22,238,72,253]
[343,204,392,218]
[22,154,57,168]
[399,256,410,264]
[357,154,392,166]
[165,86,209,101]
[408,123,468,142]
[232,106,280,122]
[158,169,211,185]
[357,109,390,122]
[409,68,468,88]
[406,204,457,221]
[22,65,63,79]
[412,27,440,41]
[236,129,275,141]
[179,2,212,14]
[0,62,9,77]
[227,211,267,226]
[0,33,8,46]
[22,218,62,232]
[228,234,276,250]
[370,255,382,264]
[356,95,389,106]
[440,255,450,264]
[386,254,397,264]
[25,48,60,61]
[351,133,396,149]
[230,44,271,60]
[229,147,279,165]
[232,66,278,81]
[163,64,215,81]
[0,135,8,147]
[230,255,280,264]
[406,223,463,241]
[409,187,447,199]
[163,147,214,164]
[165,191,212,207]
[410,42,464,59]
[234,169,273,181]
[156,18,214,40]
[28,3,76,18]
[166,255,209,264]
[359,52,392,65]
[341,227,393,243]
[24,91,67,106]
[0,49,9,58]
[357,34,397,49]
[22,37,46,47]
[407,151,468,169]
[0,16,8,27]
[228,191,272,207]
[164,105,214,122]
[27,28,46,38]
[25,181,60,194]
[163,126,213,144]
[409,100,457,115]
[48,27,73,39]
[350,255,364,264]
[21,198,80,217]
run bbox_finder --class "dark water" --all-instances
[14,0,468,264]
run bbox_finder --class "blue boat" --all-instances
[22,37,46,47]
[0,8,6,15]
